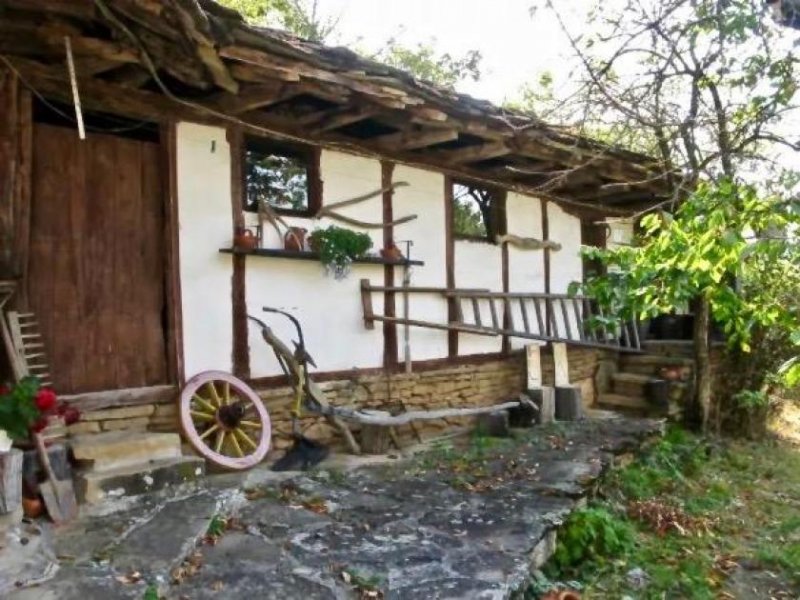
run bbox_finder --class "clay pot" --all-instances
[233,227,258,251]
[380,244,404,262]
[22,496,43,519]
[284,227,308,252]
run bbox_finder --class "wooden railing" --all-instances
[360,280,642,352]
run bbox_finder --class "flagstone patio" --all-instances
[2,417,662,600]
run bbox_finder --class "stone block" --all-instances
[102,417,150,431]
[474,410,510,437]
[555,386,584,421]
[529,387,556,424]
[75,456,206,504]
[67,421,102,435]
[82,405,156,421]
[71,431,183,473]
[153,404,178,418]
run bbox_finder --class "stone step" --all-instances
[612,372,661,397]
[71,430,183,473]
[620,354,695,368]
[75,455,206,504]
[597,392,649,411]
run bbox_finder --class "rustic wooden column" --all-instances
[444,176,458,357]
[382,161,398,368]
[0,67,32,303]
[541,198,552,335]
[228,126,249,379]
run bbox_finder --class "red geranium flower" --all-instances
[0,385,9,396]
[34,388,57,412]
[30,416,49,433]
[62,406,80,426]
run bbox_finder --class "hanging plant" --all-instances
[308,226,373,279]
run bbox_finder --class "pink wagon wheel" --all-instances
[179,370,271,470]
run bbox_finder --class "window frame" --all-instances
[450,178,507,244]
[242,136,322,218]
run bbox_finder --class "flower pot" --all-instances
[380,244,404,262]
[283,227,308,252]
[233,227,258,251]
[22,495,43,519]
[0,429,11,453]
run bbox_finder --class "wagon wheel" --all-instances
[179,371,271,470]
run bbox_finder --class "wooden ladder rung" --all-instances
[22,342,44,349]
[24,352,45,359]
[20,333,41,340]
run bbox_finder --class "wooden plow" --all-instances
[359,280,643,353]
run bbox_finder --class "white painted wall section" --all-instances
[246,150,385,377]
[176,123,234,377]
[391,165,449,361]
[548,202,584,336]
[454,239,503,354]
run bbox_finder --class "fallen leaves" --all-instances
[170,550,204,584]
[627,499,713,536]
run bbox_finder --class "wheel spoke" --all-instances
[191,410,216,422]
[199,423,220,441]
[234,427,257,450]
[206,381,223,407]
[229,432,244,457]
[239,420,262,429]
[192,394,216,414]
[222,381,230,405]
[214,430,226,453]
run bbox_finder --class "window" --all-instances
[244,137,320,215]
[452,180,506,242]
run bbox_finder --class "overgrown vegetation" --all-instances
[532,426,800,599]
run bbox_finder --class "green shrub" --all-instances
[551,507,635,571]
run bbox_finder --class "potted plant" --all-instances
[0,378,79,448]
[308,225,373,279]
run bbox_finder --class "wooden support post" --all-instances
[526,343,543,390]
[381,161,398,367]
[444,177,458,357]
[228,126,249,379]
[553,342,569,386]
[360,278,375,329]
[530,387,555,425]
[542,199,552,335]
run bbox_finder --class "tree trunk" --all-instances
[691,296,712,432]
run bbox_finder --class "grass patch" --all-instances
[532,425,800,599]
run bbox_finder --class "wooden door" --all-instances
[27,124,168,394]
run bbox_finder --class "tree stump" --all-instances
[0,449,23,515]
[555,386,583,421]
[509,395,539,428]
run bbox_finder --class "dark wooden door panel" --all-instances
[29,124,167,393]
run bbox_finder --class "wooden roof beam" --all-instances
[437,142,510,165]
[207,82,294,114]
[372,128,459,151]
[304,106,381,134]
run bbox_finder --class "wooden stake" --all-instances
[64,37,85,140]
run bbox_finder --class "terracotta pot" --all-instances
[233,227,258,251]
[284,227,308,252]
[380,244,404,262]
[22,496,43,519]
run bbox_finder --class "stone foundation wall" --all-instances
[63,347,605,452]
[257,347,604,451]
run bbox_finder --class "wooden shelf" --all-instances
[219,247,424,267]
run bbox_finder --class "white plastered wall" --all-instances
[391,165,449,361]
[176,123,234,377]
[548,201,584,335]
[454,240,503,354]
[506,192,545,350]
[244,150,386,377]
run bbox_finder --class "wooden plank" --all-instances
[519,298,530,333]
[471,297,482,327]
[207,82,290,114]
[553,342,570,386]
[228,126,249,379]
[373,128,459,151]
[525,344,542,389]
[438,142,509,165]
[559,298,573,340]
[59,384,177,412]
[489,298,500,330]
[160,122,184,385]
[310,106,380,135]
[381,160,397,368]
[444,177,457,357]
[572,297,585,341]
[533,298,545,335]
[360,278,375,330]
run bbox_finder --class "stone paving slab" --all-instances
[4,417,662,600]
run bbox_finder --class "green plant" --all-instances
[309,225,373,279]
[550,507,635,571]
[0,377,78,441]
[142,584,159,600]
[206,514,227,538]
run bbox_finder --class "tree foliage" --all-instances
[372,40,482,89]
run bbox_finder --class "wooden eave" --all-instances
[0,0,675,217]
